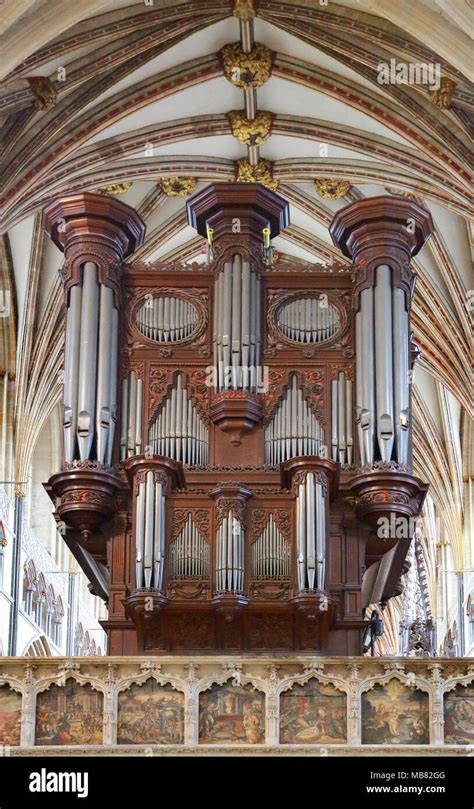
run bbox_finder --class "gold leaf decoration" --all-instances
[158,177,197,197]
[432,77,457,109]
[26,76,57,110]
[235,158,279,191]
[221,42,273,89]
[228,110,273,145]
[233,0,256,19]
[99,182,132,196]
[315,178,351,200]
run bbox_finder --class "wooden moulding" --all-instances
[210,391,263,445]
[186,182,290,246]
[46,464,125,544]
[280,456,340,499]
[41,192,146,304]
[349,468,428,531]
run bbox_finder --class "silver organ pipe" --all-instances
[375,265,395,461]
[358,287,375,466]
[277,297,339,343]
[148,374,208,465]
[330,371,353,464]
[393,286,410,465]
[135,296,198,343]
[63,284,81,462]
[265,374,325,463]
[134,471,166,589]
[107,306,119,466]
[96,283,114,464]
[354,266,410,465]
[169,514,210,578]
[77,262,99,460]
[295,472,327,591]
[120,370,143,460]
[213,254,261,393]
[216,511,244,592]
[251,516,290,578]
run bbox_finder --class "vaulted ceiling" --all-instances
[0,0,472,569]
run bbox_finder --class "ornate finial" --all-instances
[228,110,273,145]
[140,661,162,674]
[432,77,457,109]
[315,178,351,200]
[158,176,197,197]
[27,76,57,110]
[233,0,256,19]
[221,43,273,89]
[235,157,278,190]
[98,182,132,196]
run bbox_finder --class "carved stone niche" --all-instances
[46,462,125,545]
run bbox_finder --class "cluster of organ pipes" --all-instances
[148,374,208,465]
[216,512,245,592]
[356,265,410,466]
[213,253,261,392]
[169,514,210,578]
[135,472,166,589]
[120,370,143,460]
[251,516,291,578]
[63,262,118,463]
[264,375,325,464]
[331,371,354,464]
[277,297,340,343]
[296,472,326,591]
[135,296,197,343]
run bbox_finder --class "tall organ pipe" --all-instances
[374,265,395,462]
[77,262,99,460]
[134,473,166,590]
[96,284,115,464]
[330,371,353,465]
[354,266,410,465]
[359,287,375,466]
[63,284,82,462]
[296,472,327,591]
[213,254,260,393]
[216,511,245,592]
[393,287,409,464]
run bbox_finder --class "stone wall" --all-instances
[0,657,472,755]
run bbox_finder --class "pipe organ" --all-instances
[63,261,119,464]
[213,254,261,392]
[251,515,291,578]
[43,186,434,656]
[265,374,325,463]
[148,374,209,465]
[169,514,210,578]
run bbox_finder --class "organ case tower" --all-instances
[42,186,433,654]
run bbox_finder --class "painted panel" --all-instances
[0,686,21,746]
[117,680,184,744]
[279,678,346,744]
[199,684,265,744]
[35,680,103,745]
[362,680,429,744]
[444,683,474,744]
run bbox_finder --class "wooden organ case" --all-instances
[42,184,434,656]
